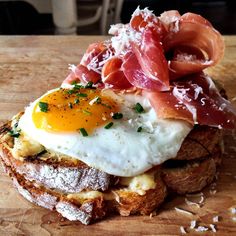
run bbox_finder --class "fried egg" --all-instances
[18,85,191,177]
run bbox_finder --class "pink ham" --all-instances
[144,74,236,129]
[102,57,132,89]
[162,12,225,79]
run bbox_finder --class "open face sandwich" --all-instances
[0,7,235,225]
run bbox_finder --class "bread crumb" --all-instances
[180,226,187,234]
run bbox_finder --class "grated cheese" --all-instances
[180,226,187,234]
[195,226,208,232]
[231,207,236,214]
[190,220,197,229]
[185,198,200,208]
[175,207,194,216]
[213,215,219,223]
[209,224,217,233]
[68,64,77,73]
[186,192,203,197]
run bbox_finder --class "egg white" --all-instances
[18,88,191,177]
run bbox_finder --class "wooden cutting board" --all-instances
[0,36,235,236]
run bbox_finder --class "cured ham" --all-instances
[162,12,224,79]
[102,57,132,89]
[61,7,236,129]
[130,29,169,90]
[123,51,168,91]
[145,74,236,129]
[63,64,101,85]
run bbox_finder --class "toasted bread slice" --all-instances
[162,145,221,194]
[0,153,167,224]
[0,122,116,193]
[0,118,222,224]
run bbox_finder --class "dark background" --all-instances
[0,0,235,35]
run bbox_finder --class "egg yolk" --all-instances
[32,88,119,133]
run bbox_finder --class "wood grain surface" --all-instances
[0,36,235,236]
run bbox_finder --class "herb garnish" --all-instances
[83,110,92,115]
[74,98,79,104]
[112,112,123,119]
[137,126,142,132]
[68,102,73,109]
[104,122,113,129]
[95,97,101,104]
[79,128,88,137]
[74,84,84,89]
[76,93,88,97]
[9,129,21,138]
[39,102,48,112]
[85,81,94,89]
[134,103,144,113]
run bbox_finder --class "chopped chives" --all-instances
[9,129,21,138]
[137,126,142,132]
[134,103,144,113]
[76,93,88,97]
[104,122,113,129]
[85,81,94,88]
[66,89,74,95]
[74,84,84,89]
[101,103,112,109]
[79,128,88,137]
[74,98,79,104]
[95,97,101,104]
[68,102,73,109]
[39,102,48,112]
[83,110,92,115]
[112,112,123,119]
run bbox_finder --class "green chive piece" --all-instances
[39,102,48,112]
[134,103,144,113]
[83,110,92,115]
[71,81,77,85]
[137,126,142,132]
[76,93,88,97]
[101,103,112,109]
[9,130,20,138]
[68,102,73,109]
[95,97,101,104]
[104,122,113,129]
[74,98,79,104]
[74,84,84,89]
[85,81,94,89]
[112,112,123,119]
[66,89,74,95]
[79,128,88,137]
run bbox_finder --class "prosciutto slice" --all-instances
[145,74,236,129]
[63,64,101,85]
[102,57,132,89]
[123,51,168,91]
[162,12,225,79]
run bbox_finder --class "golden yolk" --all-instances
[32,88,119,133]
